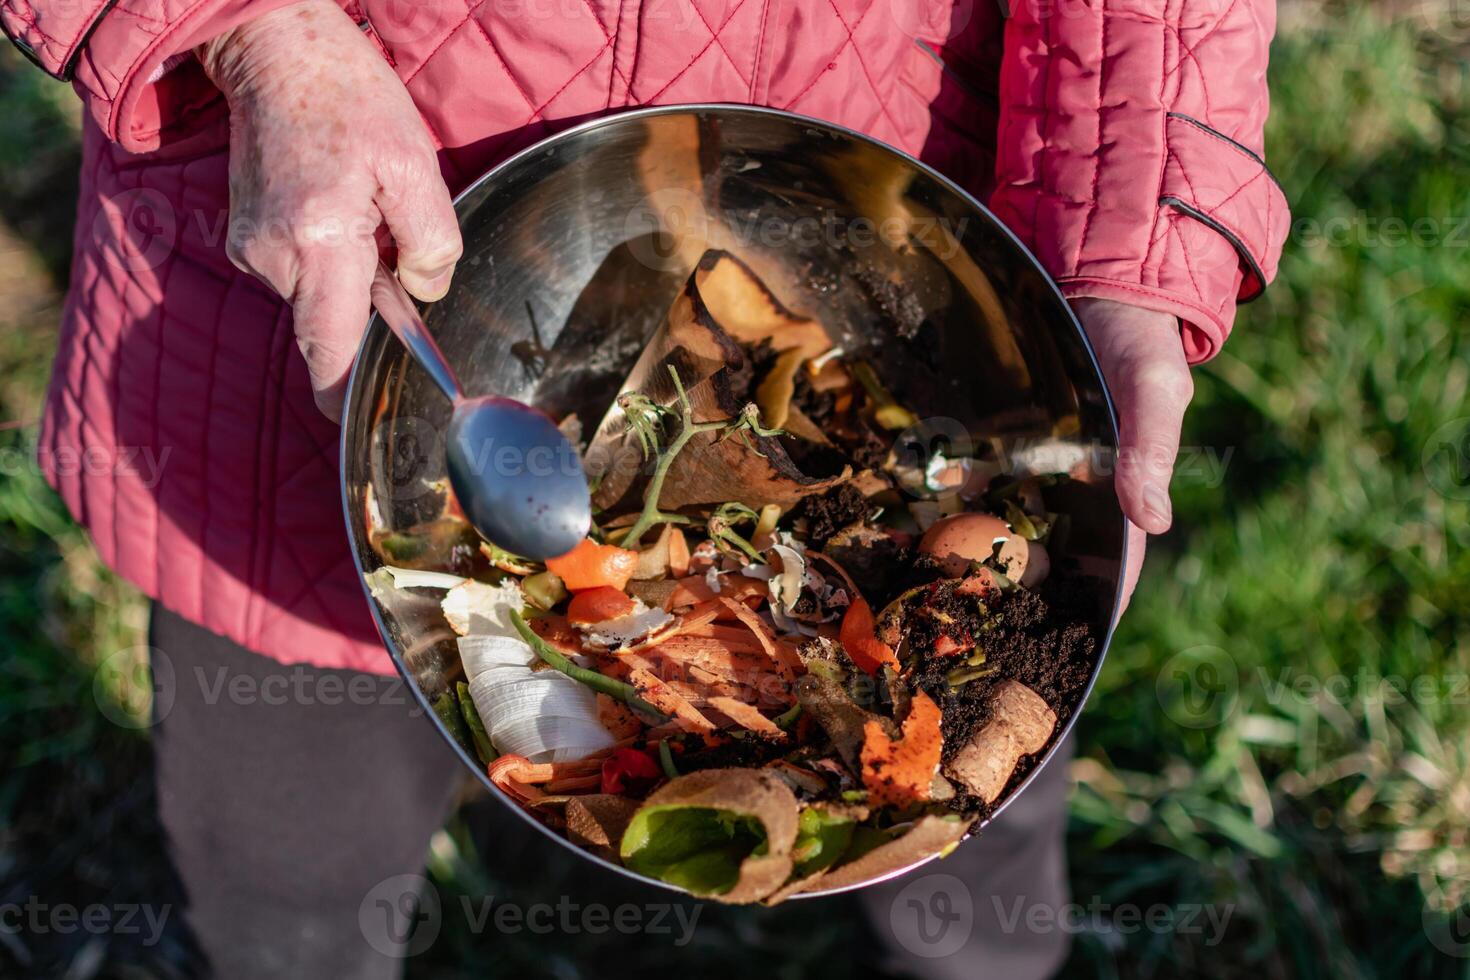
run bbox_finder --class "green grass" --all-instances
[1,2,1468,976]
[1064,7,1470,976]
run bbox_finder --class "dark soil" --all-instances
[843,422,891,471]
[855,266,927,340]
[674,733,789,772]
[791,484,876,551]
[903,572,1103,815]
[824,537,947,611]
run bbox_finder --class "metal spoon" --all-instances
[369,261,590,560]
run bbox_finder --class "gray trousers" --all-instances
[148,604,1071,979]
[857,737,1074,979]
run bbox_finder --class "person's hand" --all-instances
[1070,298,1195,614]
[197,0,462,418]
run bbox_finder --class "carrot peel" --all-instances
[860,691,943,807]
[839,597,900,674]
[547,538,639,591]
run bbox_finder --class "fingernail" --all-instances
[1143,484,1172,529]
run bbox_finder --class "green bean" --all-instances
[509,610,670,722]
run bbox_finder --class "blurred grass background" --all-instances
[1,1,1468,976]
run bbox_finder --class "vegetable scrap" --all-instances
[372,250,1103,903]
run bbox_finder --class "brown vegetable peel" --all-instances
[764,814,974,904]
[565,794,642,862]
[622,768,801,904]
[693,252,832,361]
[794,673,894,773]
[585,251,850,514]
[945,680,1057,804]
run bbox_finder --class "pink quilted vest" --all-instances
[4,0,1288,673]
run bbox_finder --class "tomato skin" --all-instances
[546,538,639,591]
[566,586,636,624]
[839,597,900,674]
[932,634,969,658]
[600,747,661,795]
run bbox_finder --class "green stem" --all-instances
[622,419,722,549]
[434,689,472,750]
[658,738,680,778]
[621,365,780,550]
[715,527,764,563]
[510,610,670,722]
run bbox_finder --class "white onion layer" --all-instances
[456,615,613,765]
[383,566,469,590]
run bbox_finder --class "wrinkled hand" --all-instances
[198,0,461,418]
[1070,298,1195,614]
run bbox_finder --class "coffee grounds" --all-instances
[902,571,1102,815]
[855,266,927,340]
[792,484,876,551]
[844,422,890,472]
[791,370,837,428]
[675,733,788,772]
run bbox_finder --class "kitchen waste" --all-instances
[368,250,1103,903]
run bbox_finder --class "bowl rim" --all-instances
[340,101,1129,900]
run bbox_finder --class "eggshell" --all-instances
[994,535,1051,588]
[918,513,1011,578]
[1020,541,1050,587]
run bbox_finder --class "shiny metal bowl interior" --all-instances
[342,104,1126,898]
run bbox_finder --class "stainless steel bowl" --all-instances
[341,104,1127,898]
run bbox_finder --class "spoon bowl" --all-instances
[445,395,590,559]
[369,261,590,560]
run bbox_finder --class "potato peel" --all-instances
[622,768,800,904]
[765,815,973,903]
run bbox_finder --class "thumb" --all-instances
[290,247,376,419]
[1074,298,1194,536]
[1117,521,1147,621]
[375,154,462,302]
[1111,344,1193,534]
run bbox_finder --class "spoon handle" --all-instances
[370,260,464,404]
